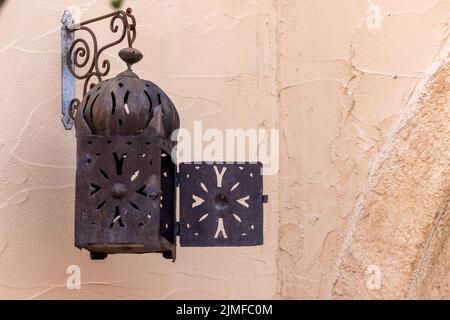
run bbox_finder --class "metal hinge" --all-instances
[175,221,181,236]
[261,194,269,203]
[175,172,180,187]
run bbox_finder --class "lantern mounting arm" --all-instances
[60,7,137,130]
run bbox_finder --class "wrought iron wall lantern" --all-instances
[61,8,268,261]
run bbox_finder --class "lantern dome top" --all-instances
[77,68,180,138]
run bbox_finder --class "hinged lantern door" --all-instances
[178,162,266,247]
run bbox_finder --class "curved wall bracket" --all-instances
[60,8,137,130]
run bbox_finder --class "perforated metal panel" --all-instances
[75,135,173,250]
[179,162,264,247]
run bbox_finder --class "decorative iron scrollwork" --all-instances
[65,8,137,119]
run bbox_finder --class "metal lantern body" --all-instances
[74,69,179,260]
[62,8,267,261]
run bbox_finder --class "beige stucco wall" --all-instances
[0,0,448,299]
[278,0,450,299]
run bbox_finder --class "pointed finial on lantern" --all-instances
[118,7,142,70]
[119,47,143,70]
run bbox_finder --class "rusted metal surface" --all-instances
[67,7,267,260]
[73,68,179,259]
[74,72,179,138]
[119,47,143,66]
[70,8,180,259]
[75,134,177,258]
[179,162,265,247]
